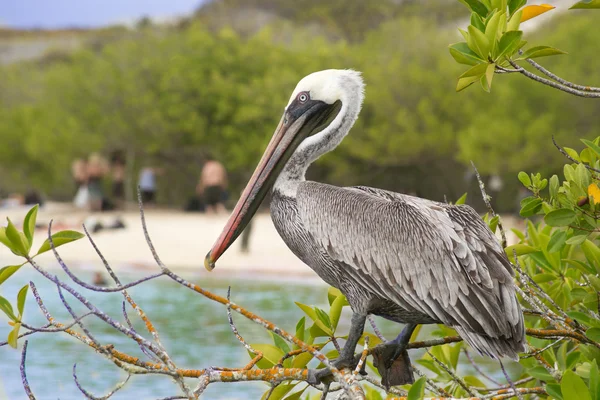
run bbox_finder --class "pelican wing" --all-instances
[297,182,525,358]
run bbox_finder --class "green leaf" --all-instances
[562,370,592,400]
[471,12,486,32]
[248,344,284,369]
[407,376,427,400]
[488,215,499,233]
[518,171,531,187]
[508,0,527,15]
[586,328,600,343]
[546,383,564,400]
[0,295,18,321]
[314,307,332,330]
[271,332,290,354]
[291,352,313,368]
[36,230,85,255]
[0,227,12,250]
[550,175,560,199]
[294,302,332,335]
[519,45,567,60]
[17,284,28,316]
[507,10,522,30]
[8,322,21,349]
[295,317,305,343]
[459,0,490,16]
[582,139,600,158]
[505,244,537,257]
[329,294,348,332]
[456,63,488,92]
[327,286,343,305]
[261,383,296,400]
[582,240,600,272]
[481,63,495,92]
[566,234,588,246]
[485,10,504,56]
[0,264,23,286]
[468,25,490,58]
[528,365,556,382]
[282,386,307,400]
[5,218,28,257]
[449,42,484,66]
[547,231,567,253]
[589,360,600,400]
[520,197,542,217]
[568,312,600,328]
[564,147,581,161]
[455,192,468,205]
[571,0,600,9]
[23,205,38,247]
[544,209,576,227]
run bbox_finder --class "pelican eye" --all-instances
[297,92,309,103]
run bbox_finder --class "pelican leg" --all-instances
[307,313,367,385]
[372,323,417,388]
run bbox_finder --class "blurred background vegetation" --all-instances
[0,0,598,211]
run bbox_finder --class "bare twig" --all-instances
[508,59,600,98]
[367,315,386,342]
[73,364,131,400]
[427,349,477,397]
[21,340,36,400]
[522,56,600,93]
[463,348,501,386]
[499,360,523,400]
[470,161,507,248]
[552,135,600,174]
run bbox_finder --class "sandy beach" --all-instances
[0,202,523,279]
[0,202,313,278]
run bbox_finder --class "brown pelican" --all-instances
[204,69,526,387]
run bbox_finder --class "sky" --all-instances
[0,0,207,29]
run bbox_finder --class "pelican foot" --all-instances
[307,353,366,386]
[371,342,414,388]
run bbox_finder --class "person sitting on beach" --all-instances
[198,156,228,214]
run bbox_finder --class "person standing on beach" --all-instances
[87,153,108,212]
[198,156,228,214]
[110,150,126,210]
[139,167,159,206]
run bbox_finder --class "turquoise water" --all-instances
[0,267,402,400]
[0,267,516,399]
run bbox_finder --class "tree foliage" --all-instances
[0,1,599,209]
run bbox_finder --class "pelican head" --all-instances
[204,69,365,270]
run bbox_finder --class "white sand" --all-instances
[0,202,313,278]
[0,202,523,278]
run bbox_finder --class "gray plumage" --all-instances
[271,184,525,360]
[218,69,526,370]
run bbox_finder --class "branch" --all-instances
[470,161,507,248]
[73,364,130,400]
[508,59,600,98]
[552,135,600,174]
[21,340,36,400]
[523,56,600,93]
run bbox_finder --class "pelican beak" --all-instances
[204,100,341,270]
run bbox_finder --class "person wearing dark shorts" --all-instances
[204,185,223,208]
